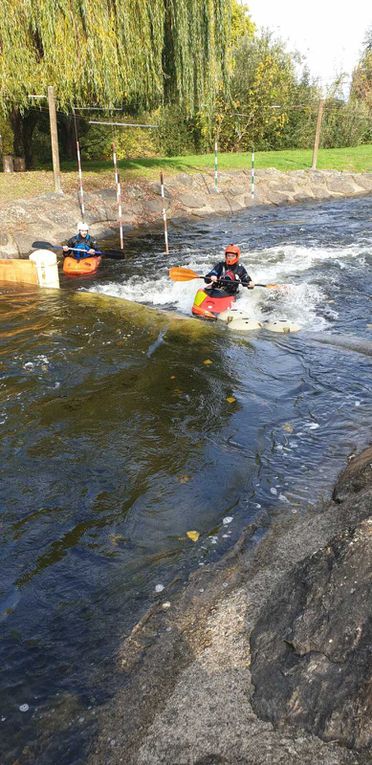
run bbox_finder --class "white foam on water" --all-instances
[89,240,367,331]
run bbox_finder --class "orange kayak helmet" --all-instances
[224,244,241,265]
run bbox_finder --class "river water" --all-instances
[1,196,371,763]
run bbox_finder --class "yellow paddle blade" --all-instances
[255,282,285,290]
[168,266,203,282]
[266,283,289,291]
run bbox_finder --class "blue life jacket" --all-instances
[67,234,96,259]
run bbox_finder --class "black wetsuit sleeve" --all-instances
[238,265,252,286]
[204,262,223,284]
[66,236,76,250]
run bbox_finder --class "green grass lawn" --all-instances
[1,145,371,203]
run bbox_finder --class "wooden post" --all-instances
[47,86,62,192]
[14,157,26,172]
[3,155,14,173]
[311,98,325,171]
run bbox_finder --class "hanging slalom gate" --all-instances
[80,117,160,252]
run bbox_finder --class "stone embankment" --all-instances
[89,446,372,765]
[1,168,372,257]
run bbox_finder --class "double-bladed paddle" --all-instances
[168,266,281,289]
[32,240,125,260]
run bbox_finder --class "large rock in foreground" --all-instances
[251,451,372,751]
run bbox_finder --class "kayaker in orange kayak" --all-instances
[204,244,255,294]
[63,222,98,260]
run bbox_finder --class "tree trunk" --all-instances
[10,108,39,169]
[58,115,78,160]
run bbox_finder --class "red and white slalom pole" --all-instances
[74,139,85,220]
[112,143,124,251]
[72,108,86,221]
[160,171,169,255]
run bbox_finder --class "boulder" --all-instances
[0,231,20,258]
[145,197,170,215]
[351,174,372,191]
[333,447,372,502]
[250,488,372,751]
[178,192,208,208]
[325,176,363,194]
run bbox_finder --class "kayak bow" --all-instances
[63,256,102,276]
[191,287,236,320]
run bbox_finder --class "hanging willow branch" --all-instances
[0,0,231,115]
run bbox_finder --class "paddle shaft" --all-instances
[177,273,268,287]
[63,245,98,255]
[168,267,280,289]
[32,240,125,259]
[207,278,268,288]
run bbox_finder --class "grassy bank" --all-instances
[1,145,371,203]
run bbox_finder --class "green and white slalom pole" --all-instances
[214,140,219,192]
[160,171,169,255]
[251,148,255,200]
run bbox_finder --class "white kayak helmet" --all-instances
[77,221,89,233]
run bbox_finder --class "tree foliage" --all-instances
[350,35,372,109]
[206,32,320,152]
[1,1,372,164]
[0,0,231,114]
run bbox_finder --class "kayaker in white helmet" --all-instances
[204,244,255,295]
[63,222,98,260]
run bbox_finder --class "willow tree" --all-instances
[0,0,231,165]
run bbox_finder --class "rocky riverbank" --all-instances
[88,446,372,765]
[1,168,372,257]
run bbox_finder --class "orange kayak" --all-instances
[63,256,102,276]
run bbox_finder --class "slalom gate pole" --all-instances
[112,143,124,250]
[214,139,219,192]
[160,172,169,255]
[76,139,85,220]
[73,110,85,220]
[251,149,255,200]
